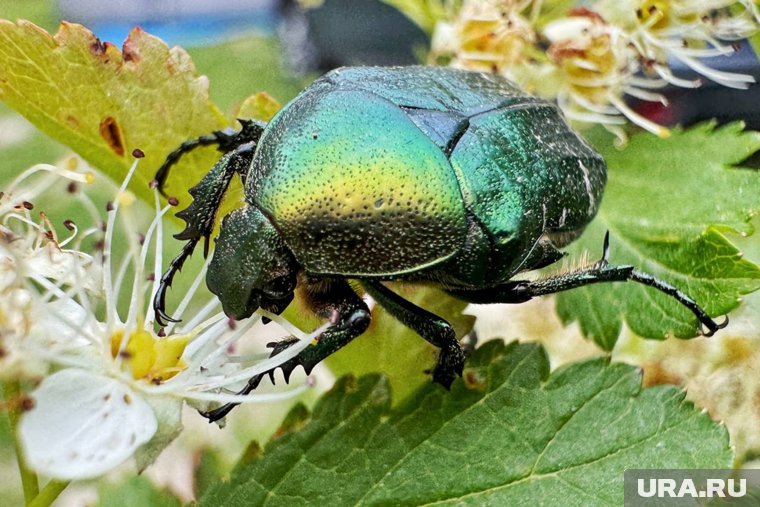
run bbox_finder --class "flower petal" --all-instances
[19,368,157,479]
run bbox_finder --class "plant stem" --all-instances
[28,480,70,507]
[3,381,39,504]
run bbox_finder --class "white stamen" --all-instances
[608,94,671,138]
[104,160,140,328]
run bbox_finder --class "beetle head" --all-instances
[207,205,298,320]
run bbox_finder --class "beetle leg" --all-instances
[153,145,254,326]
[283,278,371,379]
[449,232,729,337]
[361,280,465,390]
[155,118,266,194]
[200,278,370,422]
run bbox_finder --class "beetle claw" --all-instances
[155,307,180,327]
[699,315,729,337]
[432,343,466,390]
[601,231,611,263]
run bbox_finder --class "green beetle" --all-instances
[153,66,726,421]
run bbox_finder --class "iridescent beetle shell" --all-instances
[152,66,726,424]
[246,66,606,286]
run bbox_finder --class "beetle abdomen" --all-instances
[251,87,468,276]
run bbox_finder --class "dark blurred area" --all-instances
[53,0,427,70]
[277,0,428,72]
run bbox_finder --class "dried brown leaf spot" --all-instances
[99,116,125,156]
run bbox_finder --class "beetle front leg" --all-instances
[276,277,371,381]
[449,232,728,337]
[155,119,266,193]
[154,145,254,326]
[361,280,465,389]
[200,278,370,422]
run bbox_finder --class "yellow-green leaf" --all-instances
[0,20,230,202]
[236,92,281,123]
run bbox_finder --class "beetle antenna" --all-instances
[154,237,199,326]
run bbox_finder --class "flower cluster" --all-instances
[430,0,759,141]
[0,161,97,381]
[2,159,317,480]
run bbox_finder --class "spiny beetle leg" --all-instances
[153,145,254,327]
[173,145,254,244]
[449,232,728,337]
[200,279,370,422]
[154,237,198,326]
[154,119,265,194]
[362,280,465,389]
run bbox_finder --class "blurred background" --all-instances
[2,0,759,187]
[0,0,433,183]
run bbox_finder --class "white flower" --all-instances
[9,160,320,480]
[0,161,96,380]
[604,0,757,90]
[429,0,760,140]
[544,13,673,140]
[433,0,537,73]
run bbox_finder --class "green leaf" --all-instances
[557,122,760,350]
[185,36,305,112]
[195,448,229,500]
[0,20,229,203]
[200,341,731,506]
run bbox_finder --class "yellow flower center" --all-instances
[549,32,618,104]
[637,1,697,31]
[637,1,669,30]
[456,10,535,72]
[111,329,189,383]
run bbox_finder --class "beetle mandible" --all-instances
[152,66,727,421]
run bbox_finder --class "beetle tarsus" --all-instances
[153,138,261,328]
[627,269,726,337]
[154,119,266,194]
[155,133,229,195]
[699,315,729,337]
[433,342,466,389]
[154,237,199,327]
[449,235,728,338]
